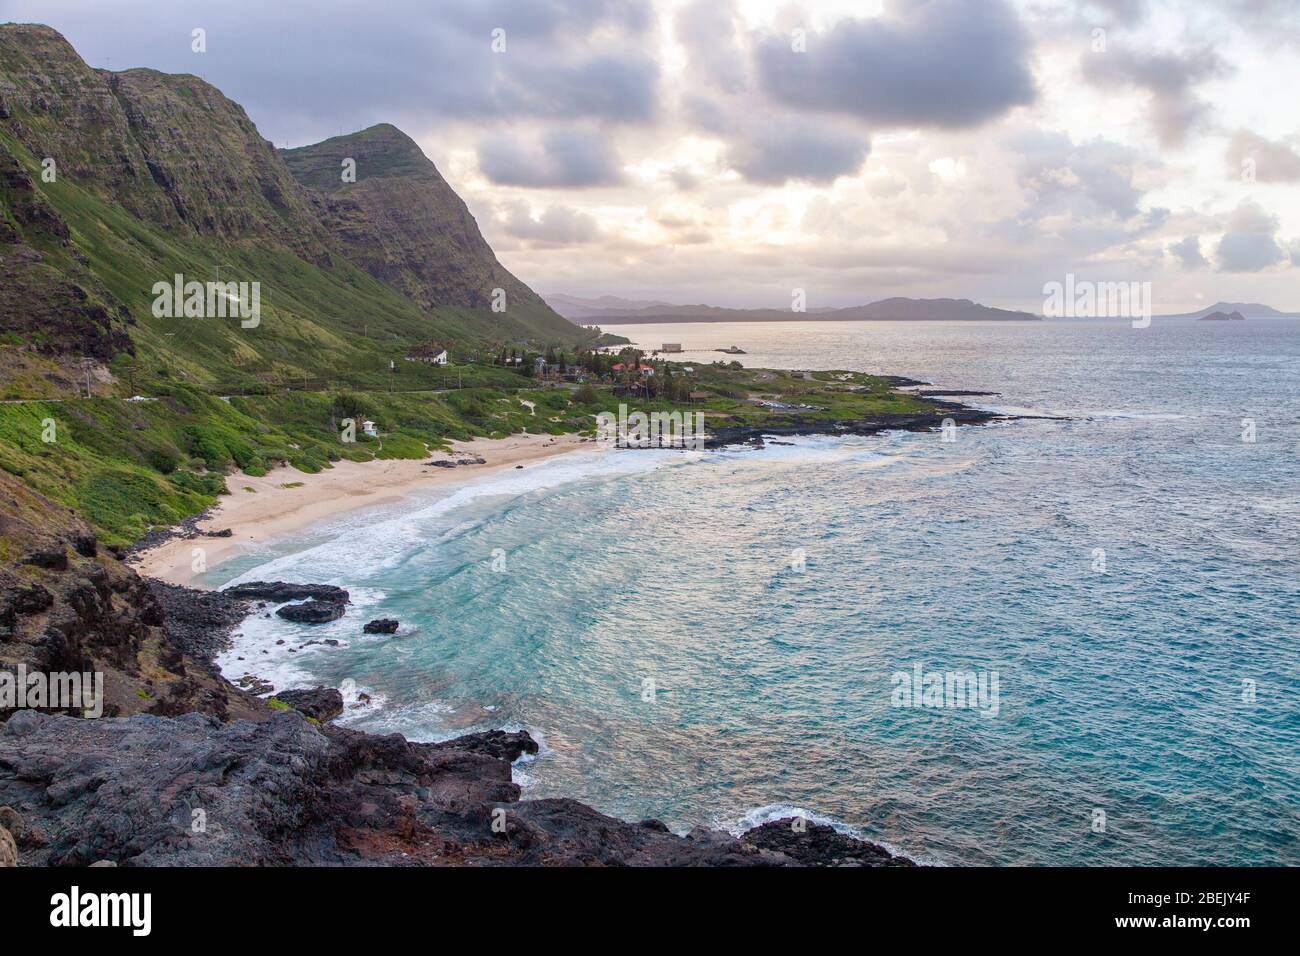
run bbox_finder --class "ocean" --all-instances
[208,317,1299,865]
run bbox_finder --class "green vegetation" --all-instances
[0,361,935,545]
[0,28,938,551]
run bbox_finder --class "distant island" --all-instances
[1160,301,1300,320]
[547,294,1042,324]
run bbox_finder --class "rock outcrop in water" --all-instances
[276,600,347,624]
[224,582,349,604]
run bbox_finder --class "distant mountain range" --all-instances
[545,294,1041,323]
[1158,302,1300,319]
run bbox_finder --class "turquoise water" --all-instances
[210,318,1299,865]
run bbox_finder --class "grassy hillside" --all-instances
[0,24,608,404]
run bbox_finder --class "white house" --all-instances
[404,346,449,365]
[361,420,378,437]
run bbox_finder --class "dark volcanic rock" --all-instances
[740,818,916,866]
[363,618,399,634]
[705,402,1005,449]
[146,580,249,665]
[0,471,260,723]
[224,581,349,604]
[276,600,346,624]
[0,710,911,867]
[275,687,344,723]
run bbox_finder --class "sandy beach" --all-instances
[132,433,591,587]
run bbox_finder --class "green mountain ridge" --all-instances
[0,23,600,399]
[280,124,573,335]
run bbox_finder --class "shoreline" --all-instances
[130,432,592,587]
[132,391,1034,586]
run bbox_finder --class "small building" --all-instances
[404,344,449,365]
[662,343,683,353]
[688,391,710,404]
[361,420,378,437]
[614,362,654,377]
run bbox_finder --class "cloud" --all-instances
[1013,131,1144,221]
[754,0,1036,129]
[1224,129,1300,183]
[499,56,660,124]
[682,91,870,185]
[1215,202,1286,271]
[1081,45,1229,146]
[2,0,660,143]
[496,202,601,244]
[1085,0,1149,21]
[674,0,747,94]
[1168,235,1208,269]
[725,121,870,185]
[477,129,625,188]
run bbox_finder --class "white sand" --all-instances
[131,433,589,587]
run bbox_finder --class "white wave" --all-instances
[726,802,851,836]
[1086,410,1188,420]
[216,448,677,589]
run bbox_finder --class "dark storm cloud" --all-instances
[477,129,625,188]
[2,0,658,144]
[753,0,1036,129]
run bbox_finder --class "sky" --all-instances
[4,0,1299,311]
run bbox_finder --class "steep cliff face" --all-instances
[0,147,132,366]
[0,23,593,399]
[0,24,178,227]
[106,67,334,263]
[281,125,578,340]
[0,25,332,263]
